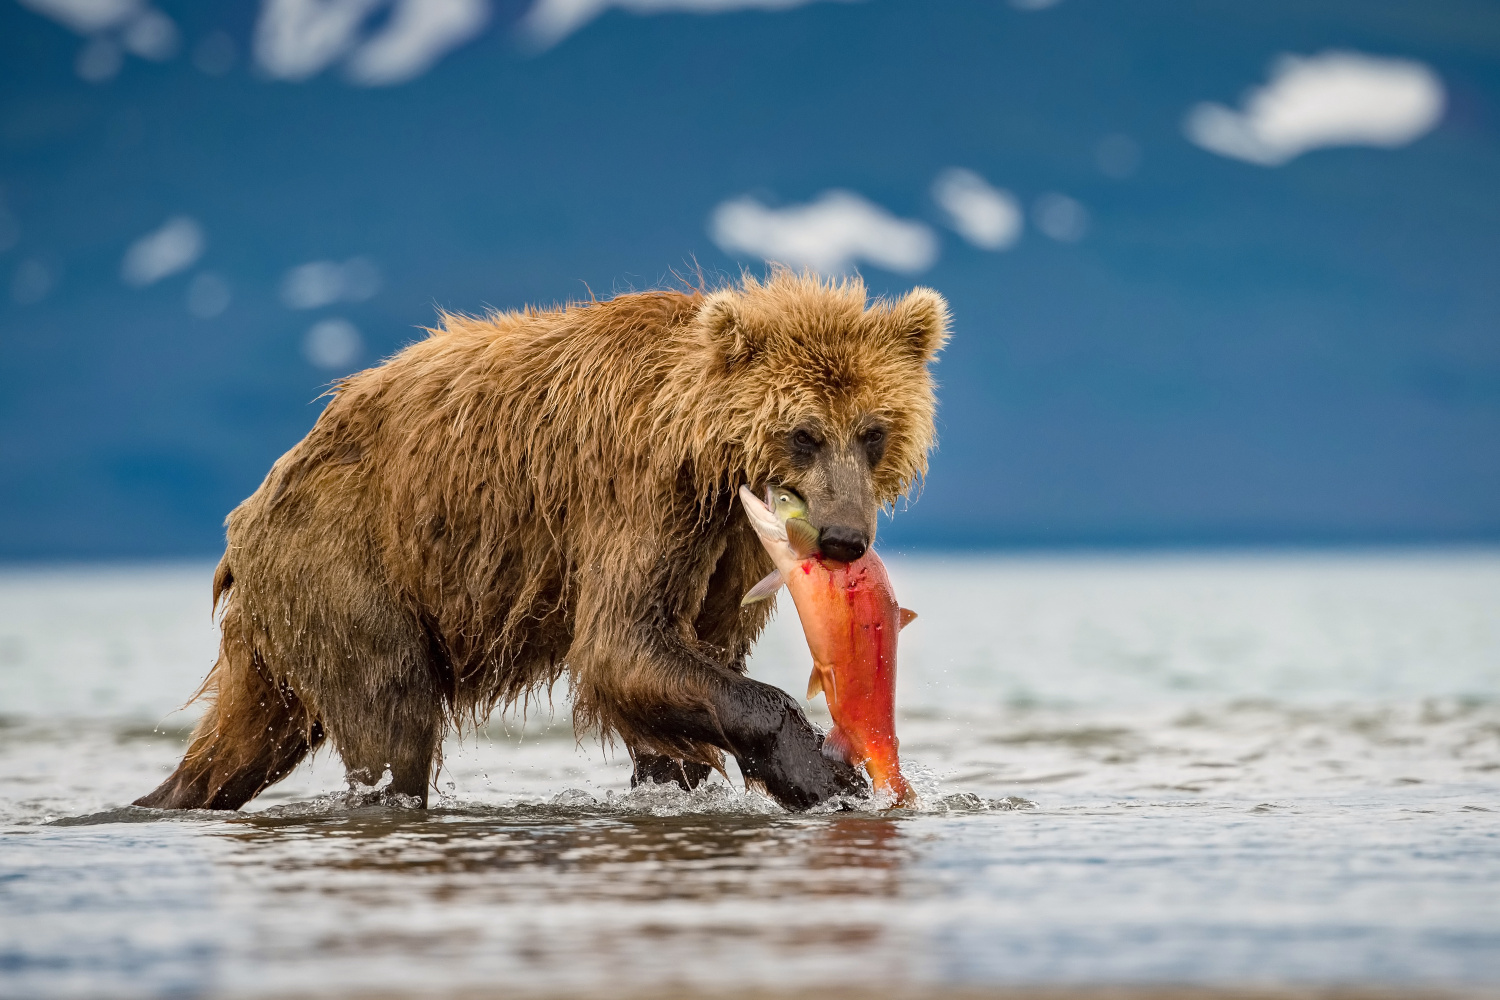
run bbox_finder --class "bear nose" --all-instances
[818,525,868,563]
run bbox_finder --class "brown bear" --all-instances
[135,268,949,812]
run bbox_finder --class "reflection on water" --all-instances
[227,808,910,894]
[8,789,1498,999]
[2,554,1499,998]
[213,808,914,993]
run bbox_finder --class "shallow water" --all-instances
[1,553,1498,999]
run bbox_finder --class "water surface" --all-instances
[2,553,1498,998]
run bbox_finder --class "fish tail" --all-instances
[863,741,914,807]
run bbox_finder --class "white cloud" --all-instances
[931,168,1022,250]
[282,262,342,309]
[280,257,382,309]
[345,0,489,85]
[16,0,140,34]
[1184,50,1445,167]
[709,190,938,275]
[1032,193,1088,243]
[254,0,490,85]
[254,0,384,80]
[20,0,181,79]
[120,7,179,60]
[304,318,364,369]
[121,216,205,287]
[517,0,860,51]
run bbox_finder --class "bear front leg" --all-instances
[590,625,868,810]
[702,673,869,809]
[575,526,867,810]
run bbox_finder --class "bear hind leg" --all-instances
[135,646,321,811]
[326,677,445,808]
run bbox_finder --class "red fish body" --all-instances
[738,486,915,806]
[786,549,915,805]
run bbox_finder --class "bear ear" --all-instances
[696,291,764,372]
[889,287,951,362]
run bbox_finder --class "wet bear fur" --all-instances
[136,269,949,811]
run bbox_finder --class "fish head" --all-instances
[767,485,809,523]
[738,486,812,573]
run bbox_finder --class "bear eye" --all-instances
[861,425,888,463]
[788,427,821,464]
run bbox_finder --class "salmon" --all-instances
[739,485,916,806]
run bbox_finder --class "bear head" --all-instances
[685,269,950,560]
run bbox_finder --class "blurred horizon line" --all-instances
[4,536,1499,570]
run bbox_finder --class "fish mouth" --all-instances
[764,484,865,562]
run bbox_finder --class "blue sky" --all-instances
[1,0,1498,559]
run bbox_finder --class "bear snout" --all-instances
[818,525,869,563]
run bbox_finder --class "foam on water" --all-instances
[48,776,1033,830]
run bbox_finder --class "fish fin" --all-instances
[785,516,820,558]
[821,725,855,765]
[740,569,784,605]
[807,663,835,702]
[899,607,918,630]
